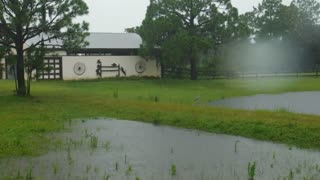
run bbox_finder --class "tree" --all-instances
[290,0,320,39]
[244,0,320,71]
[136,1,185,77]
[25,45,46,95]
[0,0,89,96]
[291,0,320,67]
[125,27,139,33]
[246,0,320,41]
[293,0,320,24]
[0,45,8,57]
[245,0,294,41]
[202,6,251,71]
[139,0,237,80]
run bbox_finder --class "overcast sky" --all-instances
[81,0,292,33]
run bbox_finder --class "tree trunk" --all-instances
[190,55,197,80]
[160,62,165,79]
[12,64,18,92]
[27,70,31,96]
[189,41,198,80]
[188,7,197,80]
[16,38,26,96]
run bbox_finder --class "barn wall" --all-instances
[62,56,161,80]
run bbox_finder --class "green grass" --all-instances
[1,78,320,157]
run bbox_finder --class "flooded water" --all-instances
[210,91,320,115]
[1,119,320,179]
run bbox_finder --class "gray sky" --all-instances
[81,0,292,33]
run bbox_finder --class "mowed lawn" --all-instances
[1,77,320,158]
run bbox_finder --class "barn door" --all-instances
[37,57,63,80]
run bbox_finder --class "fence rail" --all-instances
[163,68,320,79]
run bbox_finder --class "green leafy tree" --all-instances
[244,0,320,70]
[291,0,320,66]
[245,0,293,41]
[25,45,47,95]
[201,7,251,74]
[0,45,8,58]
[0,0,89,96]
[293,0,320,24]
[290,0,320,39]
[139,0,239,80]
[246,0,320,42]
[125,27,139,33]
[136,1,182,77]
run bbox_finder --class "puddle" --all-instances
[210,91,320,115]
[1,119,320,179]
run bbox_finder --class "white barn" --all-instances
[0,33,160,80]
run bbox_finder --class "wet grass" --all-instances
[1,78,320,157]
[90,136,98,149]
[171,164,177,176]
[53,163,58,175]
[248,162,256,180]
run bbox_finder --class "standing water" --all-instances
[0,119,320,179]
[210,91,320,115]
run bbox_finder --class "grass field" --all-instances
[1,77,320,158]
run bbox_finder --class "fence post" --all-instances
[118,64,120,77]
[96,60,102,77]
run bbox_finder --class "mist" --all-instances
[205,39,315,90]
[223,40,307,74]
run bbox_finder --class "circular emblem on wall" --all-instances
[73,62,86,75]
[135,61,146,73]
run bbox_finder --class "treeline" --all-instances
[128,0,320,80]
